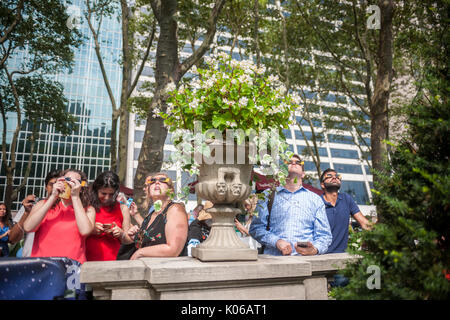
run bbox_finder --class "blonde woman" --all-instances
[121,173,188,260]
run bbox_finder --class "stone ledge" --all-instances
[295,253,359,273]
[80,253,357,300]
[141,255,311,285]
[80,260,147,284]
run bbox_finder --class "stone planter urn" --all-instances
[191,139,258,261]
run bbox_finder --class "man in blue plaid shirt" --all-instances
[249,154,332,256]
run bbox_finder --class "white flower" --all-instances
[256,66,266,74]
[291,92,301,105]
[223,98,233,106]
[278,85,287,95]
[220,85,227,94]
[231,78,237,85]
[204,56,213,65]
[152,107,161,118]
[218,51,229,60]
[268,75,279,83]
[191,98,200,109]
[230,60,240,68]
[165,82,176,93]
[238,97,249,107]
[191,65,198,74]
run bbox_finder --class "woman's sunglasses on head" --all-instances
[145,177,171,185]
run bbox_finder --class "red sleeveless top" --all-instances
[86,202,124,261]
[31,201,87,264]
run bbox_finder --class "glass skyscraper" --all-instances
[127,29,376,217]
[0,0,122,210]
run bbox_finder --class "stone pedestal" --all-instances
[80,253,358,300]
[191,206,257,261]
[193,140,256,261]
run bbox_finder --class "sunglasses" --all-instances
[145,177,171,185]
[284,160,304,166]
[64,177,87,186]
[323,173,342,181]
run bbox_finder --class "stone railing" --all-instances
[80,253,358,300]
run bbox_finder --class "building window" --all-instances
[327,134,355,145]
[340,181,369,205]
[135,130,144,143]
[304,161,329,172]
[134,148,140,161]
[297,145,328,157]
[282,129,292,139]
[330,148,359,159]
[333,163,363,174]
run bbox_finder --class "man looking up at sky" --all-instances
[250,154,332,256]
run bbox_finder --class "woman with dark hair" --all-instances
[0,203,13,257]
[85,171,131,261]
[24,168,95,264]
[119,172,188,260]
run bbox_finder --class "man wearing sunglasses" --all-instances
[320,168,372,254]
[249,154,332,256]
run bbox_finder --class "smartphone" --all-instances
[297,241,309,248]
[126,198,133,208]
[103,223,112,230]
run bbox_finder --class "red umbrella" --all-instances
[251,170,323,195]
[119,185,134,197]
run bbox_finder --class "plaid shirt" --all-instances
[249,185,332,255]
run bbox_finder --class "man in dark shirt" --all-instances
[320,168,372,287]
[320,168,372,253]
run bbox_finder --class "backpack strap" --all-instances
[266,188,276,231]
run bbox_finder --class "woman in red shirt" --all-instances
[85,171,131,261]
[24,169,95,264]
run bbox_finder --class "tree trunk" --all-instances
[118,0,132,183]
[133,0,226,214]
[133,0,179,214]
[371,0,394,221]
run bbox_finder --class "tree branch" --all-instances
[128,19,156,98]
[0,0,25,45]
[179,0,226,76]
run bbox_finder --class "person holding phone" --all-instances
[24,169,95,264]
[249,154,332,256]
[85,171,131,261]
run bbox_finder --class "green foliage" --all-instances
[13,76,77,135]
[162,52,298,134]
[0,0,83,73]
[331,1,450,298]
[0,0,82,205]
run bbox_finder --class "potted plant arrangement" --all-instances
[158,52,300,261]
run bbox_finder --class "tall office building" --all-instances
[0,0,122,210]
[126,29,376,216]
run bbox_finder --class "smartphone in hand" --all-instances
[297,241,309,248]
